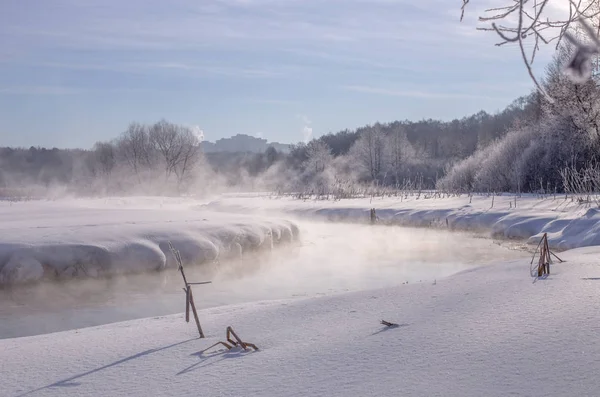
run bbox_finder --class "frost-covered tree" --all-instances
[92,142,116,179]
[149,120,182,181]
[386,126,415,186]
[438,113,594,194]
[541,42,600,142]
[116,122,153,183]
[439,31,600,195]
[350,125,387,181]
[304,140,332,174]
[464,0,600,97]
[173,128,203,191]
[148,120,203,185]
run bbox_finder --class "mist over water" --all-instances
[0,221,528,339]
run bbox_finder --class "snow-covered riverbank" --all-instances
[3,195,600,396]
[205,193,600,250]
[0,220,527,339]
[0,197,298,285]
[4,245,600,397]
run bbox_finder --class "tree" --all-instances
[438,39,600,195]
[542,42,600,141]
[286,143,309,170]
[85,141,117,192]
[464,0,600,98]
[149,120,186,181]
[318,130,360,156]
[116,122,152,183]
[92,142,116,177]
[173,128,203,191]
[304,140,332,174]
[350,125,387,182]
[386,126,414,186]
[265,146,280,168]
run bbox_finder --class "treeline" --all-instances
[1,120,215,197]
[0,121,291,197]
[270,94,539,195]
[4,45,588,198]
[0,147,87,189]
[0,101,538,197]
[437,43,600,195]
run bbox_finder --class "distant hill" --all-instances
[202,134,290,153]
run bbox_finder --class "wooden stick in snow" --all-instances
[189,288,204,338]
[169,241,211,338]
[185,286,190,323]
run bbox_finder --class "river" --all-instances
[0,221,529,339]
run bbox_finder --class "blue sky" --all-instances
[0,0,558,148]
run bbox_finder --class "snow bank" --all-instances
[0,198,299,285]
[204,194,600,250]
[4,247,600,397]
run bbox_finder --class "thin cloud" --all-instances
[149,62,286,78]
[0,86,83,95]
[250,99,298,105]
[29,60,287,79]
[1,0,497,55]
[154,63,194,70]
[0,0,522,89]
[0,0,545,146]
[283,48,394,69]
[342,85,508,101]
[0,86,160,95]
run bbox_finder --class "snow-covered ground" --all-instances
[3,194,600,396]
[0,221,527,338]
[0,197,298,285]
[204,193,600,250]
[4,246,600,397]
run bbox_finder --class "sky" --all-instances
[0,0,564,149]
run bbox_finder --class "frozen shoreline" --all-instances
[4,245,600,396]
[4,195,600,396]
[0,197,299,285]
[4,192,597,285]
[0,221,527,339]
[204,193,600,250]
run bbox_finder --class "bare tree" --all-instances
[350,125,387,181]
[304,140,332,174]
[149,120,186,181]
[464,0,600,99]
[91,141,116,190]
[116,122,152,183]
[542,41,600,138]
[386,126,414,186]
[174,128,203,191]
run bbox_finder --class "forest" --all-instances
[1,43,597,198]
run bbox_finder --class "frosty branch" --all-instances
[463,0,600,101]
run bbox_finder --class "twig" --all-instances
[462,0,600,98]
[381,319,399,327]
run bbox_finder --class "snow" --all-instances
[204,193,600,250]
[0,221,528,339]
[0,197,299,285]
[3,246,600,397]
[3,194,600,396]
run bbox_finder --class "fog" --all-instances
[0,220,528,339]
